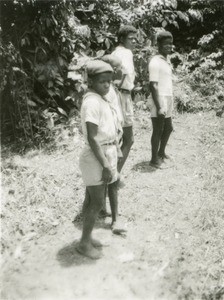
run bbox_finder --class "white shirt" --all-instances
[105,85,124,127]
[148,55,173,118]
[112,46,135,91]
[81,91,117,147]
[149,55,173,96]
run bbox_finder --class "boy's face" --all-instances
[122,33,137,51]
[159,38,173,56]
[91,72,112,96]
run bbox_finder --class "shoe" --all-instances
[158,153,171,160]
[149,159,162,169]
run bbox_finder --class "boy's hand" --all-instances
[113,79,122,87]
[157,108,166,117]
[102,166,113,183]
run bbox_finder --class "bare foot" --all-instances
[91,238,103,248]
[76,242,102,259]
[98,210,111,219]
[111,221,127,235]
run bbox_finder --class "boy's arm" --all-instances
[113,74,126,89]
[86,121,112,183]
[150,82,166,117]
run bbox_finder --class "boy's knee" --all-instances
[166,124,173,134]
[165,118,173,133]
[122,133,134,148]
[153,128,163,137]
[129,135,134,146]
[93,200,104,213]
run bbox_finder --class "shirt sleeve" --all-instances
[113,49,134,75]
[149,58,159,82]
[82,97,100,126]
[122,50,134,75]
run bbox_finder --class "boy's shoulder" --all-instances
[149,55,165,68]
[112,46,132,57]
[149,54,162,62]
[82,91,103,107]
[83,91,102,101]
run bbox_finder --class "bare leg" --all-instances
[117,126,134,173]
[77,184,106,259]
[81,189,102,247]
[108,180,126,234]
[108,181,118,223]
[98,187,111,218]
[82,188,90,215]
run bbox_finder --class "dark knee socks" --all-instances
[151,117,173,161]
[151,116,165,162]
[158,117,173,156]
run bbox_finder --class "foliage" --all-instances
[174,0,224,113]
[0,0,224,143]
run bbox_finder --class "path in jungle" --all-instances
[2,112,217,300]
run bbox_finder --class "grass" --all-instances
[194,114,224,300]
[1,110,224,299]
[1,123,84,264]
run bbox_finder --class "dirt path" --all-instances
[2,111,224,300]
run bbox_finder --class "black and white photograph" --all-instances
[1,0,224,299]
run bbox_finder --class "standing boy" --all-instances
[112,25,137,173]
[100,54,127,233]
[148,31,174,168]
[78,60,122,259]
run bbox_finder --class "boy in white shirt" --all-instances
[78,60,120,259]
[112,25,137,173]
[100,55,127,234]
[148,31,174,168]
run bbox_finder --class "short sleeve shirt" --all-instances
[105,85,124,127]
[112,46,135,91]
[149,55,173,96]
[81,91,117,147]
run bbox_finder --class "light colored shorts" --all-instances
[79,145,118,186]
[148,95,173,118]
[119,91,134,127]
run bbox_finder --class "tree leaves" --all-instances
[176,10,190,23]
[162,20,168,27]
[57,107,68,118]
[27,100,37,107]
[1,0,223,143]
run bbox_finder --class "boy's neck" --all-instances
[118,44,131,51]
[87,88,98,95]
[88,88,106,100]
[158,51,167,59]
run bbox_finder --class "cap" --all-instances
[86,60,113,76]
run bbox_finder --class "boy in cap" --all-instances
[112,25,137,173]
[78,60,122,259]
[148,31,174,168]
[99,54,128,233]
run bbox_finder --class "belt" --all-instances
[118,88,132,94]
[101,141,116,146]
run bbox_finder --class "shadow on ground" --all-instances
[132,161,157,173]
[57,240,99,267]
[72,211,111,230]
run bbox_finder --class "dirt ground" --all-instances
[1,110,224,300]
